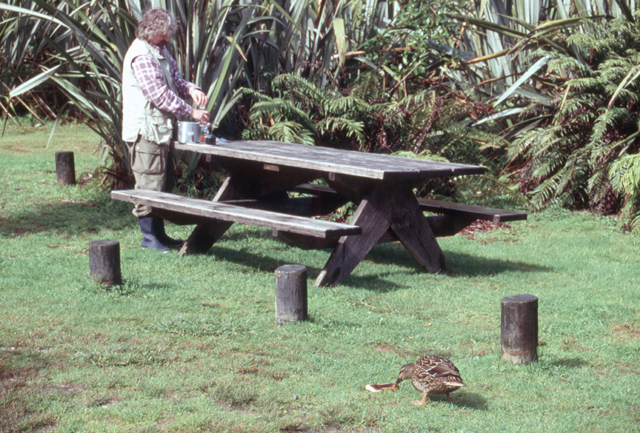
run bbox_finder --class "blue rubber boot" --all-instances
[138,216,169,253]
[153,217,184,249]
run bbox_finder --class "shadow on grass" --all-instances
[98,278,175,296]
[0,195,134,237]
[446,251,553,277]
[356,243,553,277]
[207,245,322,274]
[203,238,551,292]
[4,199,550,280]
[545,357,589,368]
[445,391,489,410]
[208,245,409,293]
[3,194,548,279]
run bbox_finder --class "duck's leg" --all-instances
[413,393,429,405]
[446,392,450,403]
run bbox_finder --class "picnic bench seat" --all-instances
[416,198,527,223]
[294,183,526,222]
[110,190,362,239]
[293,183,527,240]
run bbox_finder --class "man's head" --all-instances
[136,8,177,47]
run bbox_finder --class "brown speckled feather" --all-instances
[415,355,462,379]
[411,355,465,396]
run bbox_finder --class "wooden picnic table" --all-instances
[111,139,527,286]
[169,140,487,286]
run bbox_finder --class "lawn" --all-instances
[1,121,639,432]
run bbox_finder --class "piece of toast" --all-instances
[365,383,397,392]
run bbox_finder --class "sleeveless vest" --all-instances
[121,38,177,144]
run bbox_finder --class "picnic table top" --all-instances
[173,140,486,181]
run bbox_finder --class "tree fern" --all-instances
[510,16,640,221]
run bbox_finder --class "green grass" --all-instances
[1,121,640,432]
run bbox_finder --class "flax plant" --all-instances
[447,0,635,102]
[1,0,397,186]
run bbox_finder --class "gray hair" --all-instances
[135,8,177,42]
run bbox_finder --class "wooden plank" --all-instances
[178,176,237,255]
[296,183,527,223]
[179,221,233,256]
[390,187,450,274]
[111,189,361,238]
[273,214,477,251]
[314,185,395,287]
[418,198,527,223]
[177,173,312,256]
[220,196,347,217]
[273,213,476,251]
[174,141,485,181]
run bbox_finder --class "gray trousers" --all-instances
[126,134,175,218]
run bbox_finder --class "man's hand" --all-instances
[191,109,210,123]
[190,89,209,108]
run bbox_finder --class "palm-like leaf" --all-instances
[2,0,399,186]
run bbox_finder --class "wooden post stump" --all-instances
[55,151,76,186]
[275,265,308,323]
[501,294,538,364]
[89,240,122,286]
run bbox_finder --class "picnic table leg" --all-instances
[389,186,449,274]
[315,182,449,286]
[314,186,393,287]
[178,177,240,256]
[178,221,234,256]
[178,172,319,256]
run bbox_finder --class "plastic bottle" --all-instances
[198,106,215,144]
[200,121,209,143]
[204,123,215,144]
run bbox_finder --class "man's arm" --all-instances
[132,54,194,117]
[168,55,198,100]
[167,53,208,108]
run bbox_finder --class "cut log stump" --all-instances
[89,240,122,286]
[501,294,538,364]
[55,151,76,186]
[275,265,308,323]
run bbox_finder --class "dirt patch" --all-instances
[458,220,512,240]
[0,351,56,433]
[372,344,395,353]
[2,146,31,153]
[611,323,640,342]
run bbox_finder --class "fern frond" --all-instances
[267,121,315,145]
[609,153,640,196]
[240,88,273,104]
[249,100,317,136]
[324,96,370,116]
[316,117,365,147]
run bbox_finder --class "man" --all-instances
[121,8,209,252]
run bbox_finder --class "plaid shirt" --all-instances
[131,43,199,118]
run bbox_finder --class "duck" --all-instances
[366,355,465,405]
